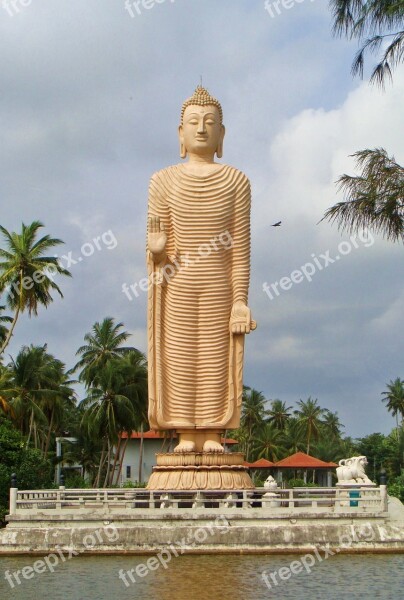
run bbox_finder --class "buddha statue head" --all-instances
[179,86,225,160]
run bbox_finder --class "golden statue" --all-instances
[147,86,256,456]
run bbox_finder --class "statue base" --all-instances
[147,452,254,490]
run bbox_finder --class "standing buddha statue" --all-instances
[147,86,256,456]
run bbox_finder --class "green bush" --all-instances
[388,474,404,502]
[285,478,319,488]
[0,417,53,526]
[63,472,90,489]
[122,481,147,488]
[287,478,306,487]
[252,478,268,487]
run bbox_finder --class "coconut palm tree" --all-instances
[71,317,133,386]
[110,349,148,485]
[6,345,74,450]
[382,377,404,432]
[252,422,284,463]
[240,387,268,461]
[40,366,76,459]
[0,362,14,418]
[322,410,344,440]
[118,350,148,414]
[322,148,404,243]
[0,306,12,348]
[311,438,344,464]
[6,345,48,441]
[80,353,147,487]
[0,221,71,355]
[267,399,292,431]
[62,429,103,485]
[383,427,404,474]
[294,397,326,455]
[283,417,306,455]
[326,5,404,241]
[330,0,404,86]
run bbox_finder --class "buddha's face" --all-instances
[179,105,225,158]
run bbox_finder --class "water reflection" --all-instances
[0,554,403,600]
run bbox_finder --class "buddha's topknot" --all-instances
[181,86,223,124]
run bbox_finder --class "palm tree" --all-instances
[0,362,14,418]
[0,221,71,355]
[311,438,344,464]
[383,427,404,474]
[110,349,148,485]
[5,345,74,451]
[382,377,404,432]
[283,417,306,455]
[252,422,284,463]
[80,354,147,487]
[322,148,404,242]
[0,306,12,348]
[62,429,103,484]
[6,345,48,441]
[40,366,76,459]
[71,317,133,386]
[118,350,148,413]
[294,397,326,455]
[327,4,404,242]
[330,0,404,86]
[322,410,344,440]
[240,387,268,461]
[267,399,292,430]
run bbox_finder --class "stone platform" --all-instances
[2,486,403,555]
[2,506,404,555]
[147,452,254,490]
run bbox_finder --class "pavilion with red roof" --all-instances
[273,452,337,487]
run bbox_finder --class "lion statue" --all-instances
[336,456,374,485]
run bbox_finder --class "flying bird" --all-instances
[271,221,282,227]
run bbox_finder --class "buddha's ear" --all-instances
[178,124,187,159]
[216,124,225,159]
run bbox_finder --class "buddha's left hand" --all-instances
[230,301,257,335]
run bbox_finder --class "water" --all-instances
[0,554,403,599]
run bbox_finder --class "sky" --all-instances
[0,0,403,439]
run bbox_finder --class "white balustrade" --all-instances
[9,486,387,516]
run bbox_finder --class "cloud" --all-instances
[249,69,404,435]
[0,0,401,437]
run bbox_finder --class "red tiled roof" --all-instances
[246,458,275,468]
[120,431,167,440]
[274,452,337,469]
[119,431,238,444]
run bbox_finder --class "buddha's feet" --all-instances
[173,440,196,453]
[173,431,224,453]
[203,439,224,453]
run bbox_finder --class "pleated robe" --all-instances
[147,163,251,431]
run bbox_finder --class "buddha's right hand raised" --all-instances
[148,216,167,260]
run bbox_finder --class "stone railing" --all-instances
[9,485,388,516]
